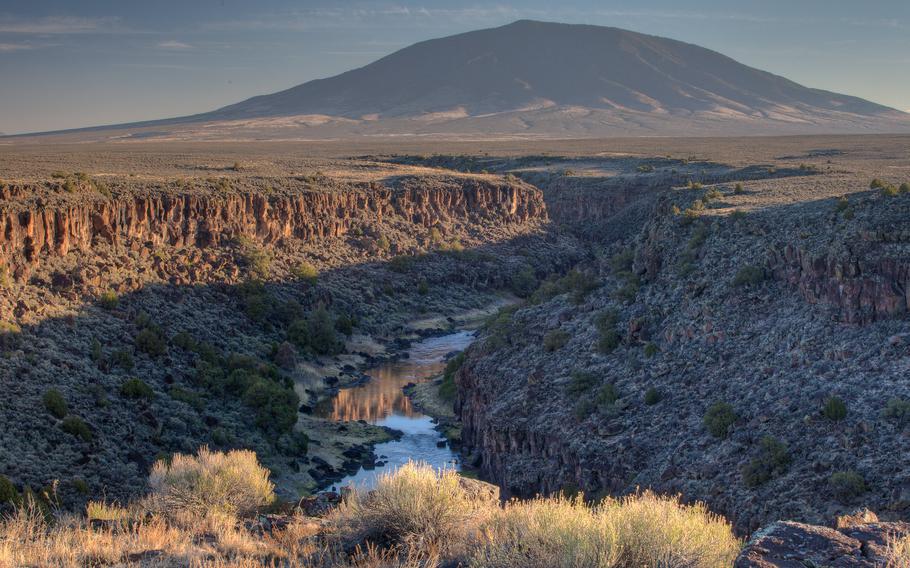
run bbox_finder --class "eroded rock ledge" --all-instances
[0,175,546,280]
[736,516,910,567]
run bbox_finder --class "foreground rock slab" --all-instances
[736,519,910,567]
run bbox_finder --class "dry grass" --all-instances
[470,491,740,568]
[0,455,741,567]
[327,462,482,562]
[886,533,910,568]
[147,446,275,519]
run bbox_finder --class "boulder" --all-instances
[735,518,910,567]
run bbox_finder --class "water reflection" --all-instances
[316,331,474,423]
[319,330,475,490]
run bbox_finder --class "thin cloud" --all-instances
[0,43,33,52]
[592,9,779,24]
[843,17,907,31]
[321,50,394,56]
[0,15,122,34]
[158,40,193,50]
[203,5,534,31]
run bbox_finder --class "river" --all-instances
[315,330,475,491]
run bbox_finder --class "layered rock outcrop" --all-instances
[769,242,910,324]
[0,176,545,280]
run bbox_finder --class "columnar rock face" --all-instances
[769,242,910,324]
[0,176,545,280]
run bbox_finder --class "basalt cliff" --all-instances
[456,163,910,535]
[0,165,571,510]
[0,175,544,283]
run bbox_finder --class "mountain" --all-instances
[13,20,910,140]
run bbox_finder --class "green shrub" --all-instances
[133,311,151,329]
[292,261,318,282]
[482,306,516,350]
[171,331,196,351]
[135,328,166,357]
[289,306,343,356]
[741,436,790,487]
[680,205,702,226]
[566,371,598,397]
[42,389,68,419]
[594,309,619,331]
[90,338,103,363]
[596,329,621,354]
[304,309,338,353]
[643,342,659,358]
[242,378,300,434]
[439,352,466,402]
[376,234,391,252]
[238,239,271,280]
[71,478,90,495]
[703,188,722,202]
[99,291,119,310]
[822,396,847,421]
[417,280,430,295]
[830,470,866,501]
[612,275,640,304]
[636,164,654,173]
[704,402,737,438]
[900,183,910,194]
[543,329,570,352]
[732,265,766,287]
[596,383,619,407]
[733,182,744,195]
[240,290,272,323]
[0,321,20,351]
[169,386,204,410]
[574,398,596,420]
[882,184,899,197]
[610,249,634,275]
[531,269,600,305]
[687,223,709,251]
[334,314,355,337]
[509,265,538,298]
[884,397,910,425]
[870,178,886,189]
[644,387,662,405]
[0,475,19,505]
[61,416,92,442]
[276,430,310,456]
[120,378,154,400]
[111,349,134,371]
[148,447,275,518]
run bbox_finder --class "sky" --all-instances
[0,0,908,134]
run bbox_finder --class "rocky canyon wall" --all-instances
[0,176,546,280]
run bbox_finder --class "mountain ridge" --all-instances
[8,19,910,140]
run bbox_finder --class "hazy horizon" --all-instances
[1,0,908,134]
